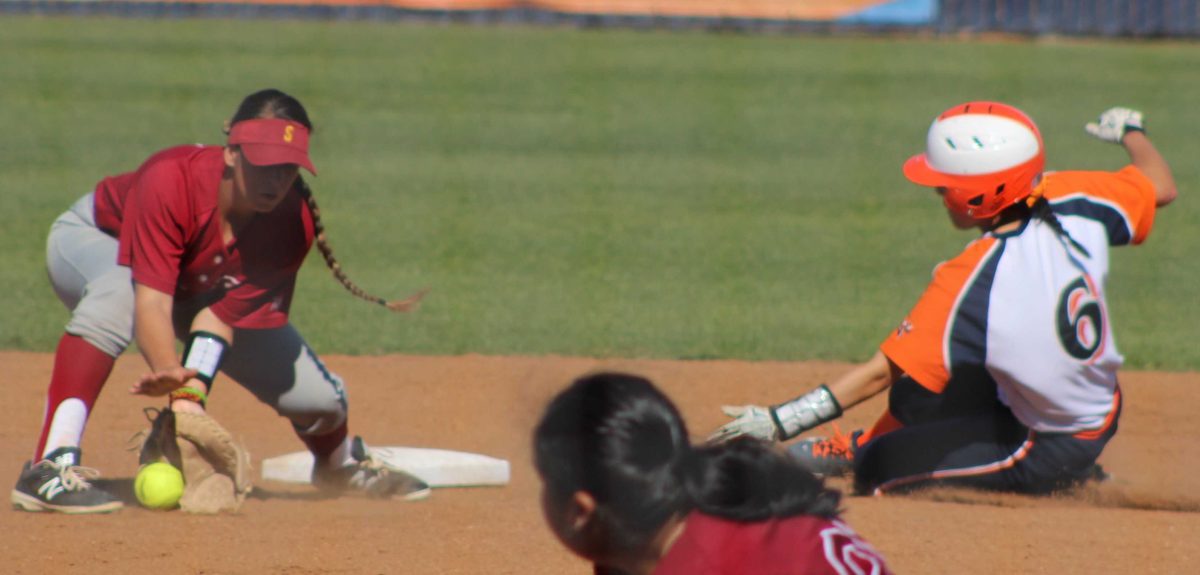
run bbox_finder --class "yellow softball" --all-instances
[135,462,184,510]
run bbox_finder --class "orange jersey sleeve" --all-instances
[1040,165,1157,245]
[880,237,999,394]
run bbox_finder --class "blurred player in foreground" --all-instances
[12,88,428,513]
[713,103,1176,495]
[535,372,893,574]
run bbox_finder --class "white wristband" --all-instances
[182,331,228,386]
[770,385,843,440]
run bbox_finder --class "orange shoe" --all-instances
[787,425,861,477]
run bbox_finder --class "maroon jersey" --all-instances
[94,145,314,329]
[652,512,892,575]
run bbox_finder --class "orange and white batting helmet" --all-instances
[903,101,1045,220]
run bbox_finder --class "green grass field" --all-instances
[1,16,1197,369]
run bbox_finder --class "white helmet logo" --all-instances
[925,114,1040,176]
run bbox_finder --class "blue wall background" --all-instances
[936,0,1199,36]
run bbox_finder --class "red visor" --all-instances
[228,118,316,175]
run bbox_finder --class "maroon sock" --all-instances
[300,420,349,468]
[34,333,116,459]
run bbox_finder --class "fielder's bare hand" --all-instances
[130,366,199,397]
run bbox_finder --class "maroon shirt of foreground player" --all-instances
[654,513,888,575]
[534,372,894,575]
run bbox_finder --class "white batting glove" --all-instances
[709,405,781,443]
[709,385,844,444]
[1085,107,1145,144]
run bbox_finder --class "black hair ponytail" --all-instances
[996,181,1092,260]
[1029,196,1092,259]
[535,373,690,558]
[681,437,841,521]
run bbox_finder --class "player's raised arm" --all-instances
[1085,107,1177,206]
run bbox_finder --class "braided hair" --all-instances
[1030,197,1092,259]
[1002,182,1092,259]
[229,89,425,312]
[534,372,841,562]
[294,177,426,311]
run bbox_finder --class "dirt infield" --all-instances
[2,351,1197,574]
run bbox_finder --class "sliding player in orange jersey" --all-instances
[713,103,1176,495]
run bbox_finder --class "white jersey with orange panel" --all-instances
[881,165,1157,434]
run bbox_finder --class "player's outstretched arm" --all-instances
[710,351,900,443]
[130,284,197,397]
[824,350,901,411]
[130,287,235,410]
[1085,107,1177,207]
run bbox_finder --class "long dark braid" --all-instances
[1028,194,1092,259]
[295,177,427,312]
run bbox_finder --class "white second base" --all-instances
[261,447,510,488]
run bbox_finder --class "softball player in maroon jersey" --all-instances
[713,103,1177,496]
[535,372,893,575]
[12,89,427,514]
